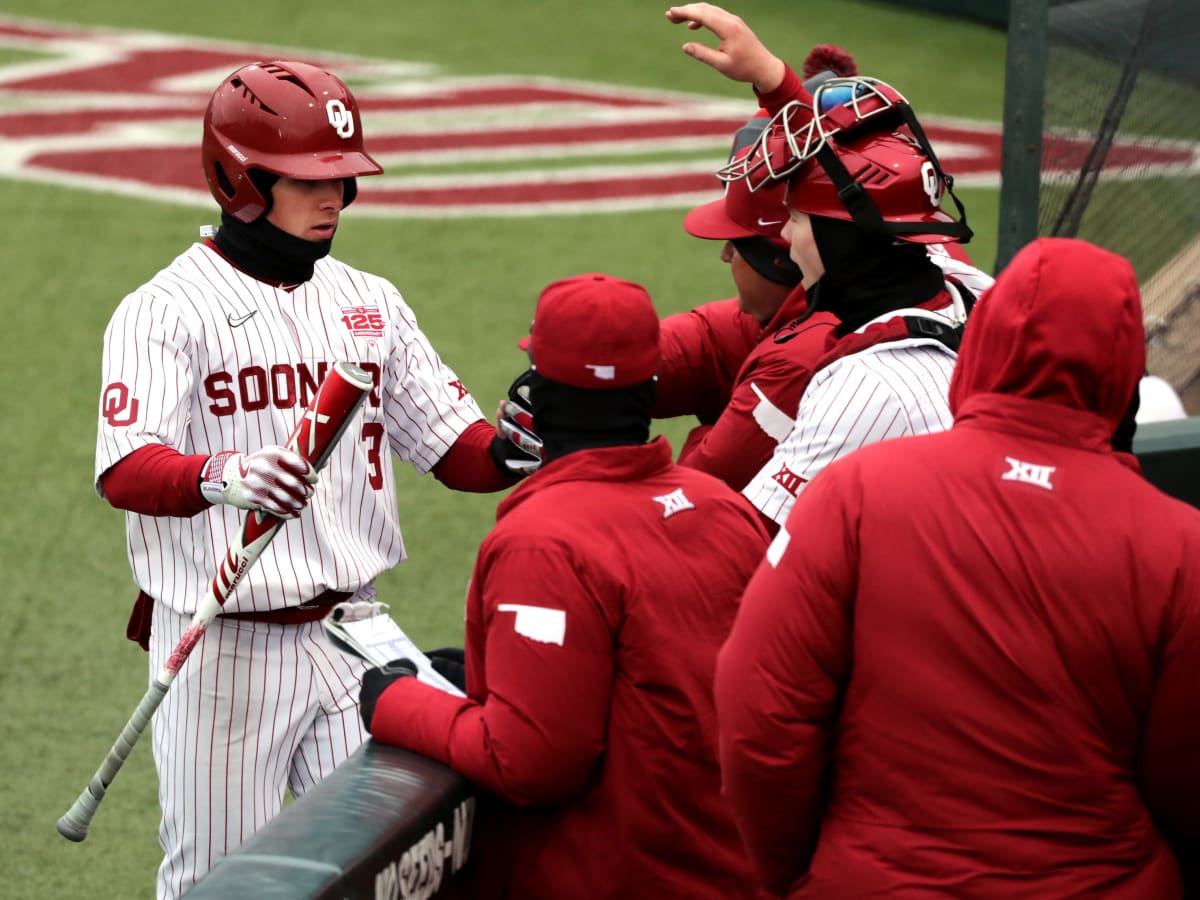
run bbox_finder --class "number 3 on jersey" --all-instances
[361,422,385,489]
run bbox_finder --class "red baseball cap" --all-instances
[518,274,660,389]
[682,158,791,244]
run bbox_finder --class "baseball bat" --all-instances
[57,361,374,842]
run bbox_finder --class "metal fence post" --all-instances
[995,0,1049,273]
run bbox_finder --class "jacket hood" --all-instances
[949,238,1144,430]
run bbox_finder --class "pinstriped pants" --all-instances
[148,602,368,899]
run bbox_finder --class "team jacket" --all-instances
[369,437,770,899]
[657,291,836,490]
[715,238,1200,898]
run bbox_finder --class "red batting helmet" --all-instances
[202,60,383,223]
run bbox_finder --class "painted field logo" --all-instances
[1,18,1197,218]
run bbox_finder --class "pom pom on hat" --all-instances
[802,44,858,80]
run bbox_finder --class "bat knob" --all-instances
[57,813,89,842]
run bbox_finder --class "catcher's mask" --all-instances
[719,77,971,245]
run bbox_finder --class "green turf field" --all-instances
[0,2,1006,896]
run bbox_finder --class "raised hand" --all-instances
[665,3,786,93]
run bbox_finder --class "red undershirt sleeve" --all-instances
[432,419,518,493]
[754,64,809,116]
[98,443,211,517]
[102,421,513,516]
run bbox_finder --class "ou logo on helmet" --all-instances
[326,99,355,139]
[920,161,943,208]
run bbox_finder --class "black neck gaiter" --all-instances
[529,372,655,463]
[213,212,332,285]
[808,215,945,335]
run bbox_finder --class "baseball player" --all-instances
[94,61,526,899]
[653,53,841,491]
[655,133,834,490]
[667,4,990,529]
[357,273,771,899]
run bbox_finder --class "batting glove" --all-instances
[200,446,317,519]
[489,369,543,478]
[359,658,418,731]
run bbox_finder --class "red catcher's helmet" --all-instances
[202,60,384,223]
[719,77,971,244]
[783,129,966,244]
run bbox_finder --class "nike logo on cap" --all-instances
[757,217,784,227]
[228,310,258,327]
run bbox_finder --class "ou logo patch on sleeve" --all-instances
[497,604,566,646]
[326,99,355,138]
[101,381,140,427]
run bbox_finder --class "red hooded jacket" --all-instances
[715,238,1200,898]
[370,437,770,899]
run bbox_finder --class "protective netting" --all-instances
[1037,0,1200,407]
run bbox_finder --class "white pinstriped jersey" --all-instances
[742,301,966,527]
[95,241,484,616]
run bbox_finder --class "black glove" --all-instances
[425,647,466,691]
[489,369,543,478]
[359,658,418,731]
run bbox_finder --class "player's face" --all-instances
[267,177,344,242]
[782,210,823,289]
[722,241,792,327]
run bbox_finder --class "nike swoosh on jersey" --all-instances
[228,310,258,327]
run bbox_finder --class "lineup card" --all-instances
[322,603,465,697]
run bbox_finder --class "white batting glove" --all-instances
[200,446,317,519]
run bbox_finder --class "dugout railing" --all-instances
[184,742,475,900]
